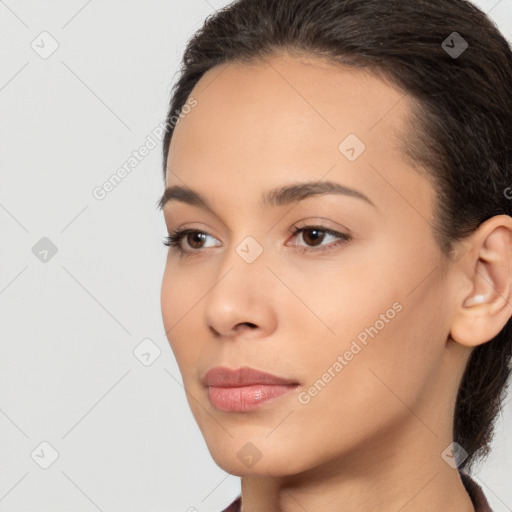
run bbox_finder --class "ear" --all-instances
[450,215,512,347]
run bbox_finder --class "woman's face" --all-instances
[160,53,464,477]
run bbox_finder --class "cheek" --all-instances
[161,258,206,322]
[284,296,443,467]
[160,263,204,365]
[160,265,176,327]
[295,242,445,414]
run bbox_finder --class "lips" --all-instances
[202,366,299,387]
[202,366,300,412]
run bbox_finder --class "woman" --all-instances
[158,0,512,510]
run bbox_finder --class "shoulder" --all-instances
[459,471,493,512]
[220,495,241,512]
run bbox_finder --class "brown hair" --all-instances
[161,0,512,471]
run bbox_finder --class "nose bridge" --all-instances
[202,231,277,335]
[214,232,270,299]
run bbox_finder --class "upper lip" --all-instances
[202,366,299,387]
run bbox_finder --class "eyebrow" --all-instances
[158,180,376,212]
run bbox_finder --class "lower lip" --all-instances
[207,384,298,412]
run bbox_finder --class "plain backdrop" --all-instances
[0,1,511,511]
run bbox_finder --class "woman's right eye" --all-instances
[163,229,220,258]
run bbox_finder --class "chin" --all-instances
[211,453,297,477]
[204,436,304,477]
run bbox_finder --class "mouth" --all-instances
[201,365,300,412]
[206,383,300,412]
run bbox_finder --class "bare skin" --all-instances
[160,50,512,512]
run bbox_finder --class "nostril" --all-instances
[209,322,258,337]
[234,322,258,333]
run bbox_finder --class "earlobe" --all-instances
[449,215,512,348]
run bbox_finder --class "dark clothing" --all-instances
[221,495,241,512]
[220,471,492,511]
[460,472,493,512]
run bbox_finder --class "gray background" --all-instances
[0,1,511,511]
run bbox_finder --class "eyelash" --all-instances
[163,225,352,259]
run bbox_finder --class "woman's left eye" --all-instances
[163,225,352,258]
[288,226,353,255]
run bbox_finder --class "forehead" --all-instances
[170,53,410,167]
[166,52,434,222]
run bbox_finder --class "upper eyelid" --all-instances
[166,215,351,235]
[162,204,354,235]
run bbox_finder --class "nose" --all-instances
[203,243,278,340]
[209,321,258,337]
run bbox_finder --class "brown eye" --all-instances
[289,225,353,255]
[301,228,326,247]
[186,232,207,249]
[163,229,221,258]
